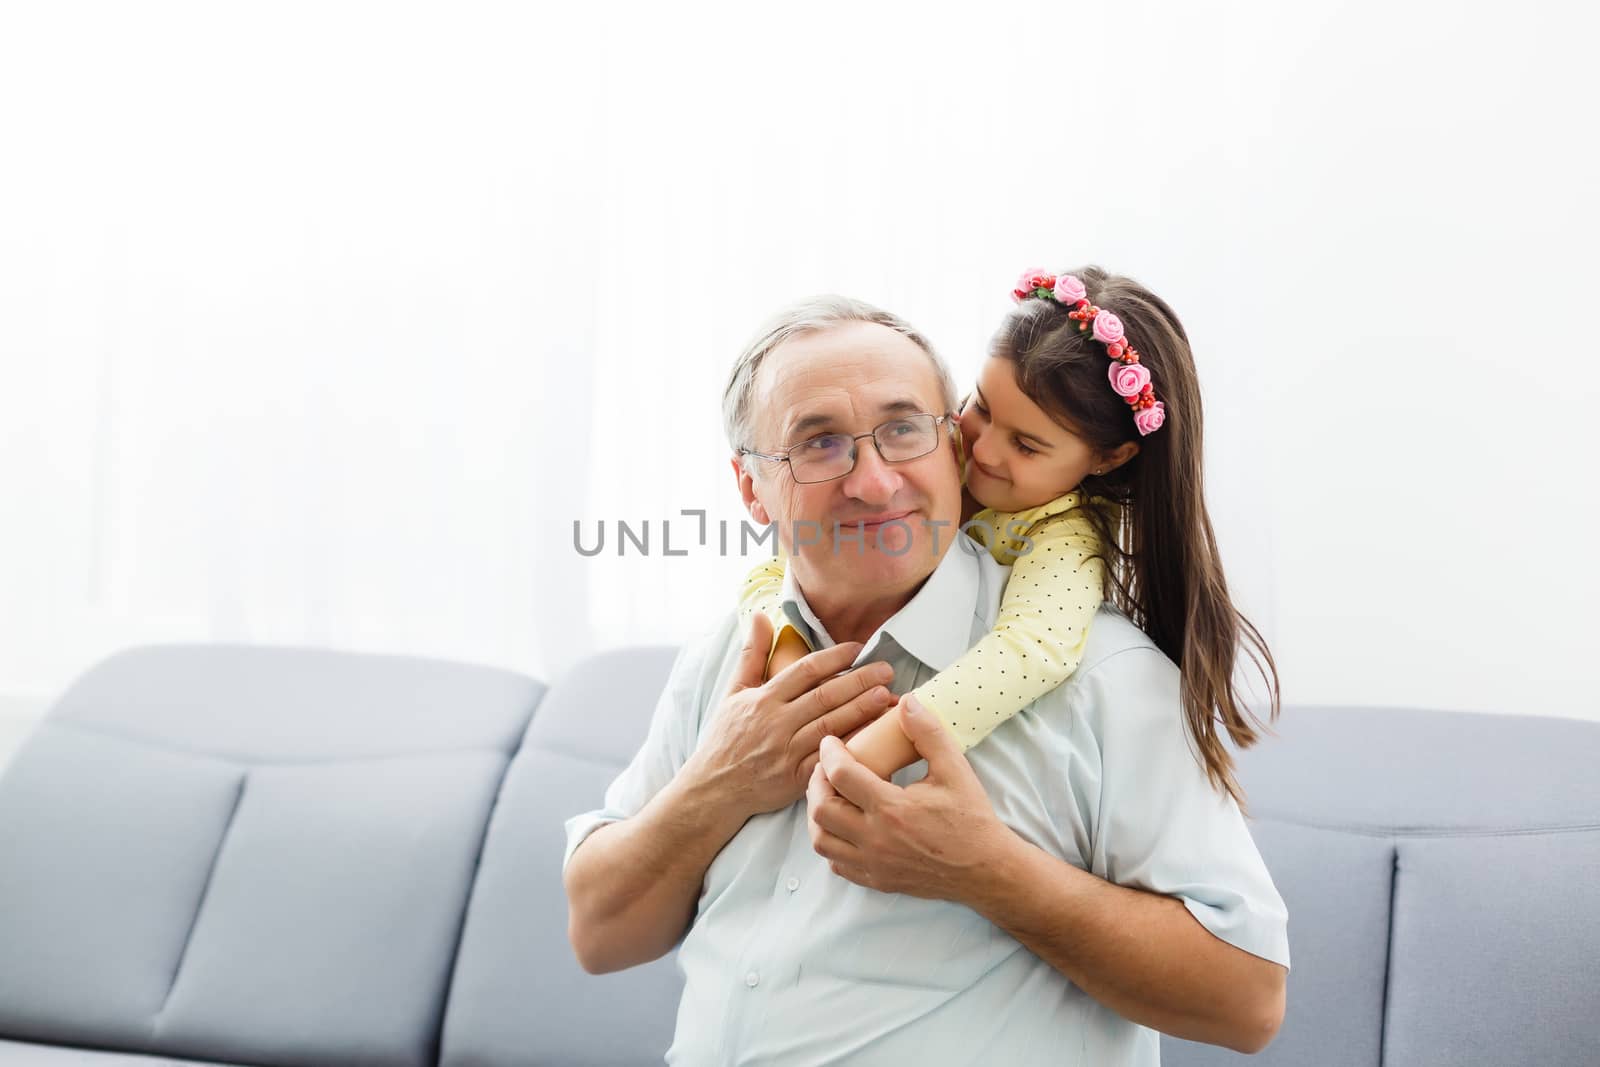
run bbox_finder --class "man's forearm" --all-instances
[963,831,1286,1054]
[564,760,751,974]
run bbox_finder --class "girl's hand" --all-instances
[764,625,812,682]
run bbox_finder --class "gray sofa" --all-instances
[0,643,1596,1066]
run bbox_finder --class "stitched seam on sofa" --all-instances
[428,751,515,1066]
[152,770,249,1029]
[41,718,514,766]
[1249,814,1600,837]
[1378,839,1398,1067]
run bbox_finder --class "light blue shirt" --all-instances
[564,534,1290,1065]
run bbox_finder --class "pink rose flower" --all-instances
[1053,274,1087,304]
[1133,401,1166,436]
[1108,360,1151,397]
[1015,267,1054,295]
[1091,310,1125,345]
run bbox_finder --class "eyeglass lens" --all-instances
[788,414,938,483]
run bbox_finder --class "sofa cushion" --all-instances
[151,751,508,1066]
[0,728,243,1049]
[1383,831,1600,1066]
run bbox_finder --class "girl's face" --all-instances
[958,355,1115,512]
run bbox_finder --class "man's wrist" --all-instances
[674,751,757,842]
[957,826,1106,973]
[953,819,1034,916]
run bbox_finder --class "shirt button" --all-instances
[745,971,760,988]
[786,877,800,892]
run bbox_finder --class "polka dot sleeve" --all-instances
[913,497,1105,752]
[738,553,812,658]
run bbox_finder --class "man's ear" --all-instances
[1098,440,1141,475]
[730,454,773,526]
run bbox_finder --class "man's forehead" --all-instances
[781,395,931,440]
[755,322,944,441]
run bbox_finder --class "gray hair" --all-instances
[722,294,959,460]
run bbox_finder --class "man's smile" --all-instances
[836,509,916,530]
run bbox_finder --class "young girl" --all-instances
[741,266,1278,805]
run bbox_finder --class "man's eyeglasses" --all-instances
[738,412,956,485]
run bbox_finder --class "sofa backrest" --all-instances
[0,644,541,1067]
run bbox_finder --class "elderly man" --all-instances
[562,297,1289,1065]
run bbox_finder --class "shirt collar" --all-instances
[778,535,983,673]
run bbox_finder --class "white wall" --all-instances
[1,0,1596,722]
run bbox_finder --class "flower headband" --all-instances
[1011,269,1166,436]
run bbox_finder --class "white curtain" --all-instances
[2,1,1596,720]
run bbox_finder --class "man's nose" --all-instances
[839,440,902,506]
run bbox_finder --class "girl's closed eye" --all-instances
[1013,437,1037,456]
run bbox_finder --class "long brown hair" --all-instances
[995,266,1279,810]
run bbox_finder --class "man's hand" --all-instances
[686,612,899,822]
[807,694,1010,902]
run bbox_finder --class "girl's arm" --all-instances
[846,509,1105,779]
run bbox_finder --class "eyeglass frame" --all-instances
[737,411,959,484]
